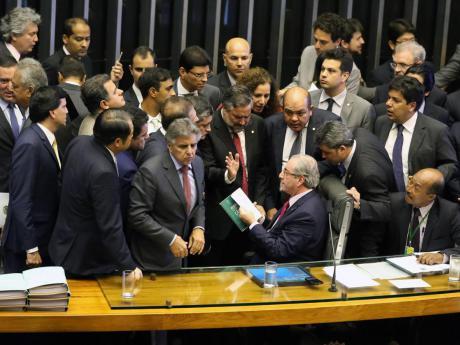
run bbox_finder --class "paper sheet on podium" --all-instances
[323,264,380,288]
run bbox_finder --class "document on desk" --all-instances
[356,262,410,280]
[323,264,380,288]
[386,256,449,275]
[389,279,431,289]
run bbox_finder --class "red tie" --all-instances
[277,201,290,220]
[233,133,248,195]
[180,165,192,214]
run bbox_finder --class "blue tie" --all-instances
[392,124,405,192]
[7,104,20,139]
[337,163,346,179]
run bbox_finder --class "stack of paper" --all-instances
[23,266,71,311]
[0,273,27,311]
[323,264,380,288]
[386,256,449,275]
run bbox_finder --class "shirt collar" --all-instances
[343,140,356,171]
[227,71,237,85]
[63,46,71,56]
[418,100,426,114]
[36,123,56,146]
[169,153,192,171]
[288,190,312,207]
[5,43,20,61]
[392,112,418,134]
[0,98,19,113]
[132,83,143,103]
[177,78,198,96]
[418,200,435,218]
[319,88,347,107]
[105,146,117,165]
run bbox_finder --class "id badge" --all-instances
[405,246,414,255]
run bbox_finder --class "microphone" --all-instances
[327,200,338,292]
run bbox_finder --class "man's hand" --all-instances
[225,152,240,180]
[110,61,124,83]
[26,251,42,267]
[133,267,143,280]
[418,252,444,265]
[188,228,205,255]
[278,88,287,98]
[266,208,278,221]
[239,207,256,225]
[170,236,188,258]
[346,187,361,209]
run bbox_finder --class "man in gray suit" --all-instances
[128,118,205,271]
[174,45,222,111]
[310,48,374,131]
[281,13,360,95]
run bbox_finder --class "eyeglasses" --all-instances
[188,71,212,79]
[281,168,300,177]
[390,62,413,70]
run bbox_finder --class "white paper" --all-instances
[357,262,410,280]
[323,264,380,288]
[0,192,9,228]
[0,273,27,292]
[386,256,449,275]
[389,279,431,289]
[231,188,262,220]
[22,266,68,290]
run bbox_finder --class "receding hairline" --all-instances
[225,38,251,54]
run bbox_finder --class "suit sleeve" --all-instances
[346,67,361,95]
[199,136,235,188]
[90,169,136,270]
[436,127,458,182]
[435,44,460,89]
[128,166,177,247]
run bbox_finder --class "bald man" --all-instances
[385,168,460,263]
[208,37,252,92]
[264,86,339,220]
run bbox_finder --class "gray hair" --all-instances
[315,121,354,148]
[222,84,252,110]
[165,117,201,144]
[16,58,48,92]
[184,94,213,121]
[395,40,426,63]
[0,7,41,42]
[290,154,320,189]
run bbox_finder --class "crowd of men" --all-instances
[1,7,460,284]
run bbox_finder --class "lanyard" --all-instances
[406,210,429,245]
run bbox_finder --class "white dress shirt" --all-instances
[281,125,308,169]
[318,88,347,116]
[0,99,25,131]
[177,78,198,96]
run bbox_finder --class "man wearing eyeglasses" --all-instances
[174,45,222,111]
[264,87,339,221]
[124,46,156,107]
[239,154,327,263]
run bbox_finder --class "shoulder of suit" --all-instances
[417,113,447,130]
[203,83,221,95]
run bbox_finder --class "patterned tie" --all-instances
[7,104,20,139]
[392,124,405,192]
[289,131,303,158]
[410,208,421,251]
[52,140,62,169]
[326,98,335,112]
[180,165,192,214]
[233,132,248,195]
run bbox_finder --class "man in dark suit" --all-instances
[239,154,327,263]
[48,109,142,279]
[264,86,339,218]
[208,37,252,92]
[446,89,460,123]
[1,86,67,273]
[200,85,268,265]
[174,45,222,110]
[374,76,457,193]
[124,46,156,107]
[385,168,460,263]
[0,7,41,61]
[128,118,205,271]
[316,121,395,257]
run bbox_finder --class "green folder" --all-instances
[219,195,248,231]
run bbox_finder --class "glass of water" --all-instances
[264,261,278,288]
[449,254,460,282]
[122,270,135,298]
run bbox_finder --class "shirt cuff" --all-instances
[192,226,205,232]
[249,222,259,230]
[224,170,236,184]
[169,234,177,246]
[443,253,449,264]
[26,247,39,254]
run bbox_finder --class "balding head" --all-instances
[405,168,444,208]
[282,87,312,132]
[223,37,252,80]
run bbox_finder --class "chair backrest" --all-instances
[318,174,354,261]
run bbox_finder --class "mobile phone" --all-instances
[305,276,323,285]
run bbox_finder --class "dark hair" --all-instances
[405,63,434,93]
[29,86,67,123]
[81,74,111,115]
[342,18,364,43]
[313,12,346,42]
[388,18,415,44]
[389,76,424,110]
[123,105,148,138]
[322,48,354,74]
[161,96,193,130]
[63,17,89,37]
[0,55,17,68]
[137,67,171,98]
[179,45,212,71]
[238,67,279,117]
[184,94,213,121]
[222,84,252,110]
[315,121,354,148]
[58,55,86,80]
[132,46,155,63]
[93,109,132,145]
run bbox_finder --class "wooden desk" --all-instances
[1,266,460,333]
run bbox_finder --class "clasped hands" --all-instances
[170,228,205,258]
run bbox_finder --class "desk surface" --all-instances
[1,260,460,333]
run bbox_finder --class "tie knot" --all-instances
[8,103,15,110]
[413,208,421,217]
[180,165,189,173]
[397,124,404,133]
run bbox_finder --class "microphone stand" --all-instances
[327,200,338,292]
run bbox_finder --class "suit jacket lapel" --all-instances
[344,141,361,186]
[163,154,188,213]
[408,114,425,175]
[274,119,287,175]
[340,93,353,125]
[399,201,413,253]
[378,118,392,143]
[32,124,61,169]
[421,199,439,251]
[244,117,258,176]
[0,108,14,142]
[213,111,235,152]
[271,192,314,232]
[305,120,316,154]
